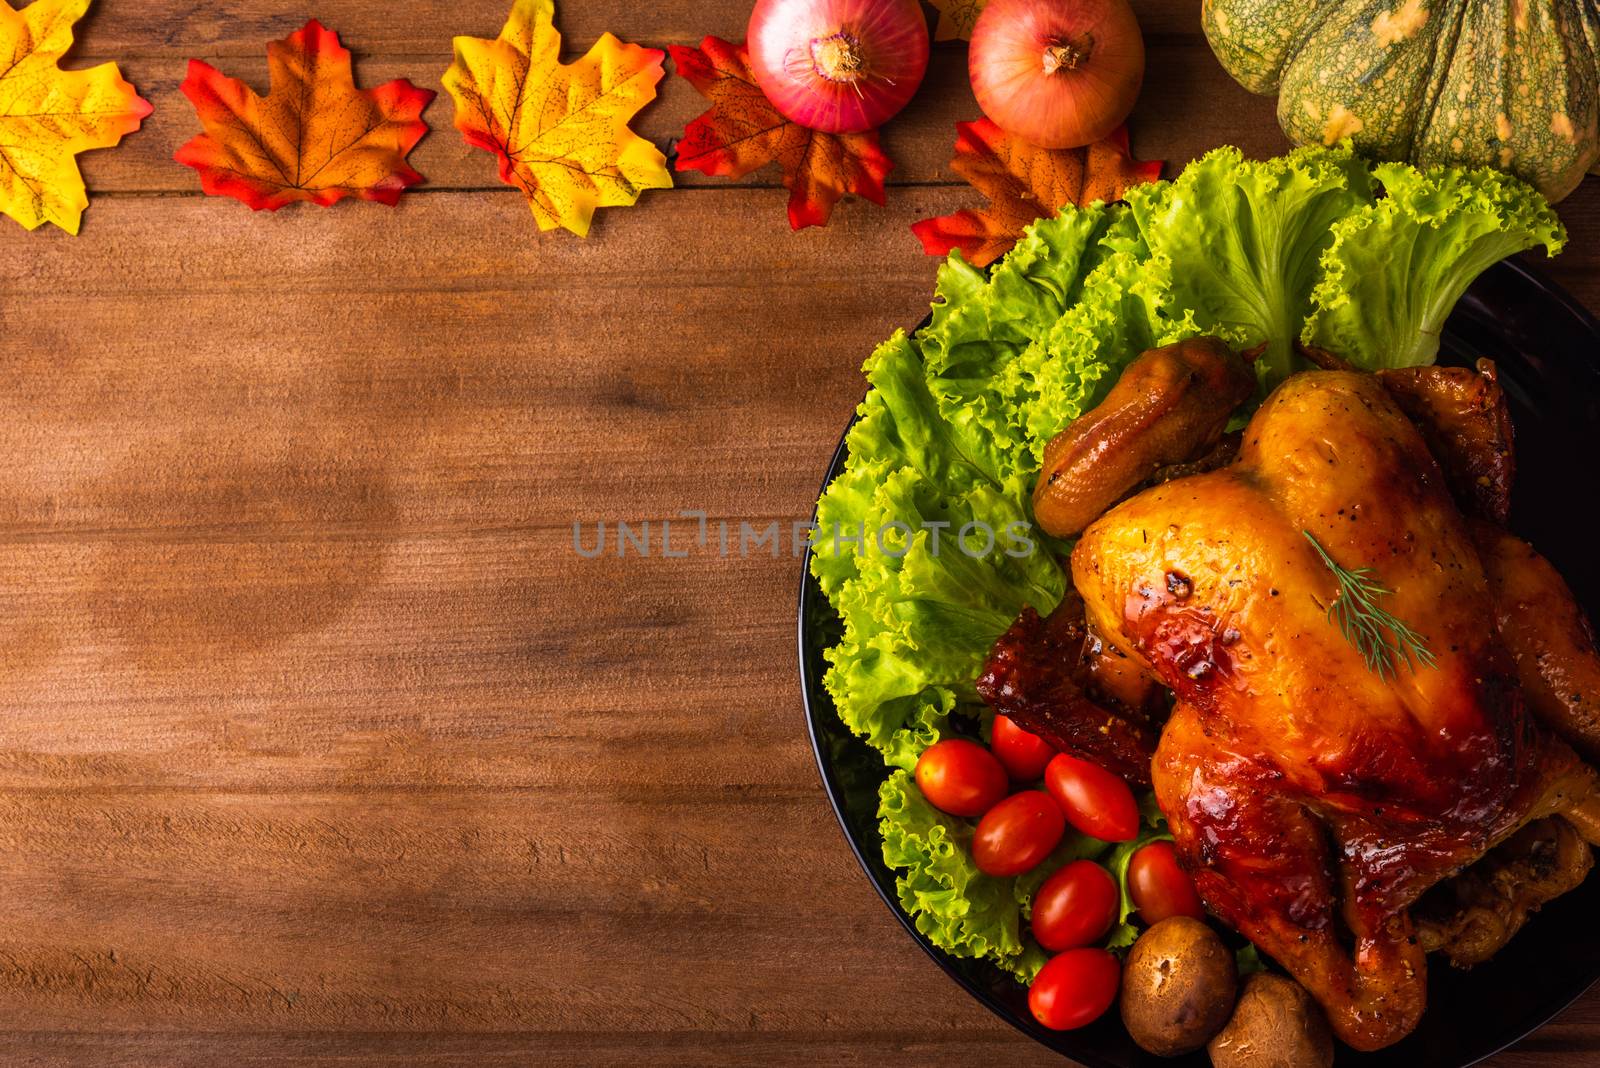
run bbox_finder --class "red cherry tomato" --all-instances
[915,739,1009,818]
[973,791,1065,876]
[1030,860,1118,952]
[991,715,1056,781]
[1044,753,1140,842]
[1029,947,1121,1031]
[1128,841,1206,925]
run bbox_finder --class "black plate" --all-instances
[797,257,1600,1067]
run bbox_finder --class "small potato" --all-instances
[1208,973,1334,1068]
[1120,916,1238,1056]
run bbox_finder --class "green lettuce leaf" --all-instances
[1236,943,1266,976]
[1304,162,1567,367]
[1127,144,1375,388]
[920,204,1125,485]
[817,465,1063,769]
[879,770,1027,966]
[879,771,1108,981]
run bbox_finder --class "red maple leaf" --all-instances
[668,36,893,230]
[912,119,1162,266]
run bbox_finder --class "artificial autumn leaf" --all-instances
[670,36,893,231]
[0,0,151,234]
[175,20,433,211]
[924,0,987,41]
[912,119,1161,267]
[443,0,670,236]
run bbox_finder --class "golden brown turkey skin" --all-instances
[1070,371,1588,1051]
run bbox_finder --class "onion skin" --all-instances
[969,0,1145,149]
[747,0,930,134]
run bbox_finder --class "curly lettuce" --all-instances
[812,145,1565,978]
[881,771,1109,980]
[1304,162,1566,367]
[1128,144,1375,388]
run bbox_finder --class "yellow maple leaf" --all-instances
[442,0,671,236]
[0,0,151,233]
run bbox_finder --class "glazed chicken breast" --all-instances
[980,340,1600,1051]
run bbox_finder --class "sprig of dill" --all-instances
[1302,530,1437,680]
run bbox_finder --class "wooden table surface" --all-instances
[3,1,1599,1064]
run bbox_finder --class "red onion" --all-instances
[969,0,1145,149]
[747,0,930,134]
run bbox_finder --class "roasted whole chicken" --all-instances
[978,339,1600,1051]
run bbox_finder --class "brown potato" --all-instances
[1208,973,1335,1068]
[1120,916,1238,1056]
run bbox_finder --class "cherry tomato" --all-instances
[991,715,1057,781]
[1127,841,1206,925]
[973,791,1066,876]
[1028,947,1121,1031]
[914,739,1009,818]
[1030,860,1118,952]
[1044,753,1140,842]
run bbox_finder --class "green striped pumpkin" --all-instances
[1203,0,1599,201]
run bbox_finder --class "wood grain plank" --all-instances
[67,0,1209,58]
[0,789,859,1029]
[0,1030,1064,1067]
[0,534,810,789]
[0,190,953,791]
[0,190,940,524]
[1493,995,1600,1067]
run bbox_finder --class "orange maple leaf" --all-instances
[0,0,151,234]
[442,0,671,237]
[175,20,434,211]
[669,36,893,231]
[912,119,1162,267]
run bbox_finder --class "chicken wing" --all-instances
[1415,816,1594,967]
[1474,522,1600,763]
[1032,337,1255,537]
[976,594,1160,786]
[1378,360,1515,523]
